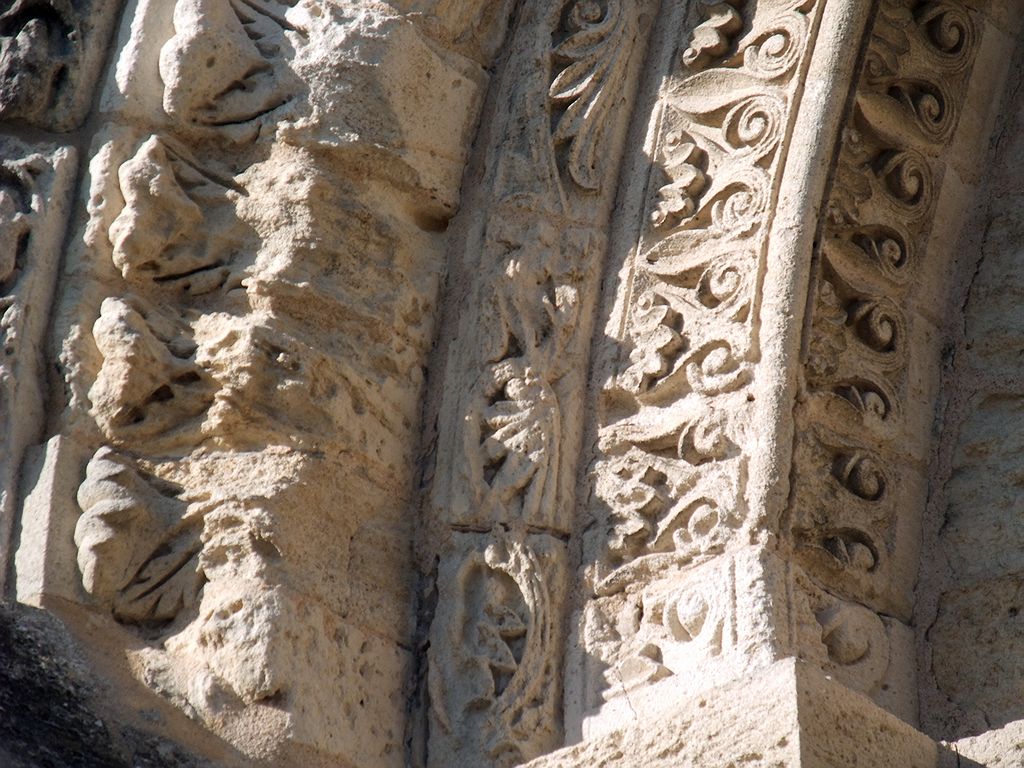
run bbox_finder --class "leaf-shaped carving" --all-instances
[650,139,706,230]
[109,136,239,294]
[160,0,298,137]
[549,0,638,191]
[75,447,206,625]
[89,297,215,448]
[681,0,744,70]
[113,534,203,625]
[0,0,77,122]
[429,533,564,766]
[618,291,684,395]
[474,359,561,529]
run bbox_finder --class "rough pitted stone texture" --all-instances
[1,0,1023,766]
[918,14,1024,750]
[0,601,212,768]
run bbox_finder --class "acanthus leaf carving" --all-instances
[549,0,638,192]
[89,296,215,449]
[75,447,206,626]
[108,135,242,295]
[160,0,301,139]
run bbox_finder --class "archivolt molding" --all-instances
[575,0,826,726]
[784,0,982,707]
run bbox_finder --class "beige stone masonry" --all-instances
[1,0,1023,766]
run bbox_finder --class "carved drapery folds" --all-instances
[785,0,979,710]
[574,0,824,732]
[422,1,649,764]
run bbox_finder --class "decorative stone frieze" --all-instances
[571,0,829,734]
[14,0,518,764]
[785,0,984,715]
[1,0,1022,765]
[418,1,653,764]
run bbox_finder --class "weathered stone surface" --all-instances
[0,600,215,768]
[918,10,1024,746]
[0,0,123,130]
[2,0,1024,766]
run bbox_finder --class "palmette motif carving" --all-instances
[790,0,979,628]
[549,0,638,192]
[424,1,647,764]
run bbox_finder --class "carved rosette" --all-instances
[785,0,980,706]
[578,0,824,720]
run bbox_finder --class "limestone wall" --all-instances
[1,1,1023,767]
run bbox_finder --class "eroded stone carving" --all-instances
[0,0,122,130]
[422,0,649,764]
[428,530,567,768]
[29,0,519,764]
[575,0,823,729]
[0,139,76,590]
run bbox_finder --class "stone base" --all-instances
[529,659,943,767]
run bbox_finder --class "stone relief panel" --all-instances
[13,0,519,764]
[573,0,826,734]
[428,530,567,768]
[420,0,653,765]
[0,0,123,130]
[784,0,983,720]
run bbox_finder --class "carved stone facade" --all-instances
[2,1,1024,767]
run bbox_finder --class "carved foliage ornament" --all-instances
[549,0,638,192]
[592,0,821,589]
[792,0,978,622]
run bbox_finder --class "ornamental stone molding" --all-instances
[0,1,1022,767]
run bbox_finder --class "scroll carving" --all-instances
[789,0,979,624]
[588,0,820,594]
[782,0,982,719]
[423,1,648,764]
[575,0,831,727]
